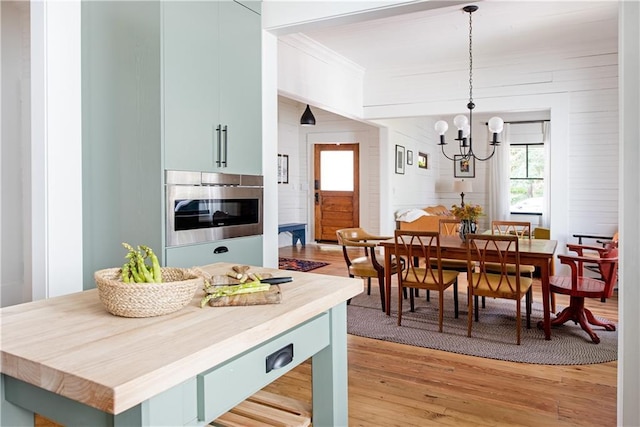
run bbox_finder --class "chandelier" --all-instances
[435,5,503,162]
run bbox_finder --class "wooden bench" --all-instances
[211,390,311,427]
[278,223,306,246]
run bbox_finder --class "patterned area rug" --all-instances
[278,257,330,272]
[347,285,617,365]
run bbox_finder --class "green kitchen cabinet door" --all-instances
[163,1,261,175]
[217,0,262,176]
[163,1,220,173]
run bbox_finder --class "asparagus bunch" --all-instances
[200,280,270,307]
[121,243,162,283]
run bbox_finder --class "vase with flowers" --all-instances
[450,204,484,242]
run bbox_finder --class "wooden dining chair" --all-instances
[547,244,618,344]
[487,220,536,279]
[336,228,403,312]
[466,234,534,345]
[394,230,459,332]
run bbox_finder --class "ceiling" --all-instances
[291,1,619,74]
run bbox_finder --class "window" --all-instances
[509,122,545,215]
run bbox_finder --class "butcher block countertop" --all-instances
[0,262,362,416]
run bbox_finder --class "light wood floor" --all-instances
[269,243,618,427]
[36,243,618,426]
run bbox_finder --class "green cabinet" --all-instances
[163,1,262,175]
[82,1,263,286]
[165,236,263,269]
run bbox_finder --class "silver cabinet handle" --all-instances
[215,124,222,167]
[222,125,228,167]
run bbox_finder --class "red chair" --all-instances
[547,244,619,344]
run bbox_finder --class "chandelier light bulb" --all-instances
[435,120,449,135]
[488,116,504,133]
[453,114,468,130]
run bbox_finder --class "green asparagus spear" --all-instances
[122,263,131,283]
[203,281,270,298]
[140,245,162,283]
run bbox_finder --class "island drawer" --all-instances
[196,311,330,423]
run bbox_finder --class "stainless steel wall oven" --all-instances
[166,171,263,247]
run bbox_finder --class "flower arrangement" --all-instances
[451,204,484,222]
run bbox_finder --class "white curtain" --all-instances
[488,123,511,221]
[541,121,551,227]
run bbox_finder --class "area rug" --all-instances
[347,286,617,365]
[278,257,330,272]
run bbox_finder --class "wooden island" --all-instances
[0,262,362,426]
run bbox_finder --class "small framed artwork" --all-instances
[277,154,289,184]
[418,152,428,169]
[406,150,413,165]
[454,155,475,178]
[395,145,405,174]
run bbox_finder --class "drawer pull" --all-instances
[213,246,229,254]
[266,343,293,373]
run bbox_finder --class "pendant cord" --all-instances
[468,11,473,106]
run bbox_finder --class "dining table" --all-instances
[379,235,558,340]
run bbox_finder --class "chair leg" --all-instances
[525,288,532,329]
[474,295,479,322]
[377,275,386,313]
[397,284,404,326]
[453,279,459,319]
[426,290,430,302]
[409,288,416,312]
[367,278,372,295]
[549,296,614,344]
[584,308,616,331]
[438,290,444,333]
[467,292,474,337]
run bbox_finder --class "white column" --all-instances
[619,1,640,425]
[31,0,82,299]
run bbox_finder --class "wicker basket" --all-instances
[95,267,203,318]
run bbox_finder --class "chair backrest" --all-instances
[492,221,532,239]
[439,218,460,236]
[596,246,619,298]
[467,234,526,295]
[336,228,385,271]
[533,227,551,239]
[393,230,445,285]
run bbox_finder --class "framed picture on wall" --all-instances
[418,152,428,169]
[407,150,413,165]
[454,155,475,178]
[395,145,405,174]
[278,154,289,184]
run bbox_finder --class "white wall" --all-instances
[277,97,380,245]
[364,32,619,245]
[278,34,365,121]
[1,1,32,306]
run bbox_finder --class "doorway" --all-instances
[313,143,360,242]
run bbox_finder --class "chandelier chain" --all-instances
[468,10,473,104]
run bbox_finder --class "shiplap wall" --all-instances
[364,40,619,240]
[277,97,380,246]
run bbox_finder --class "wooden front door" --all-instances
[313,143,359,242]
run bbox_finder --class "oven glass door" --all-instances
[167,185,263,247]
[174,198,259,230]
